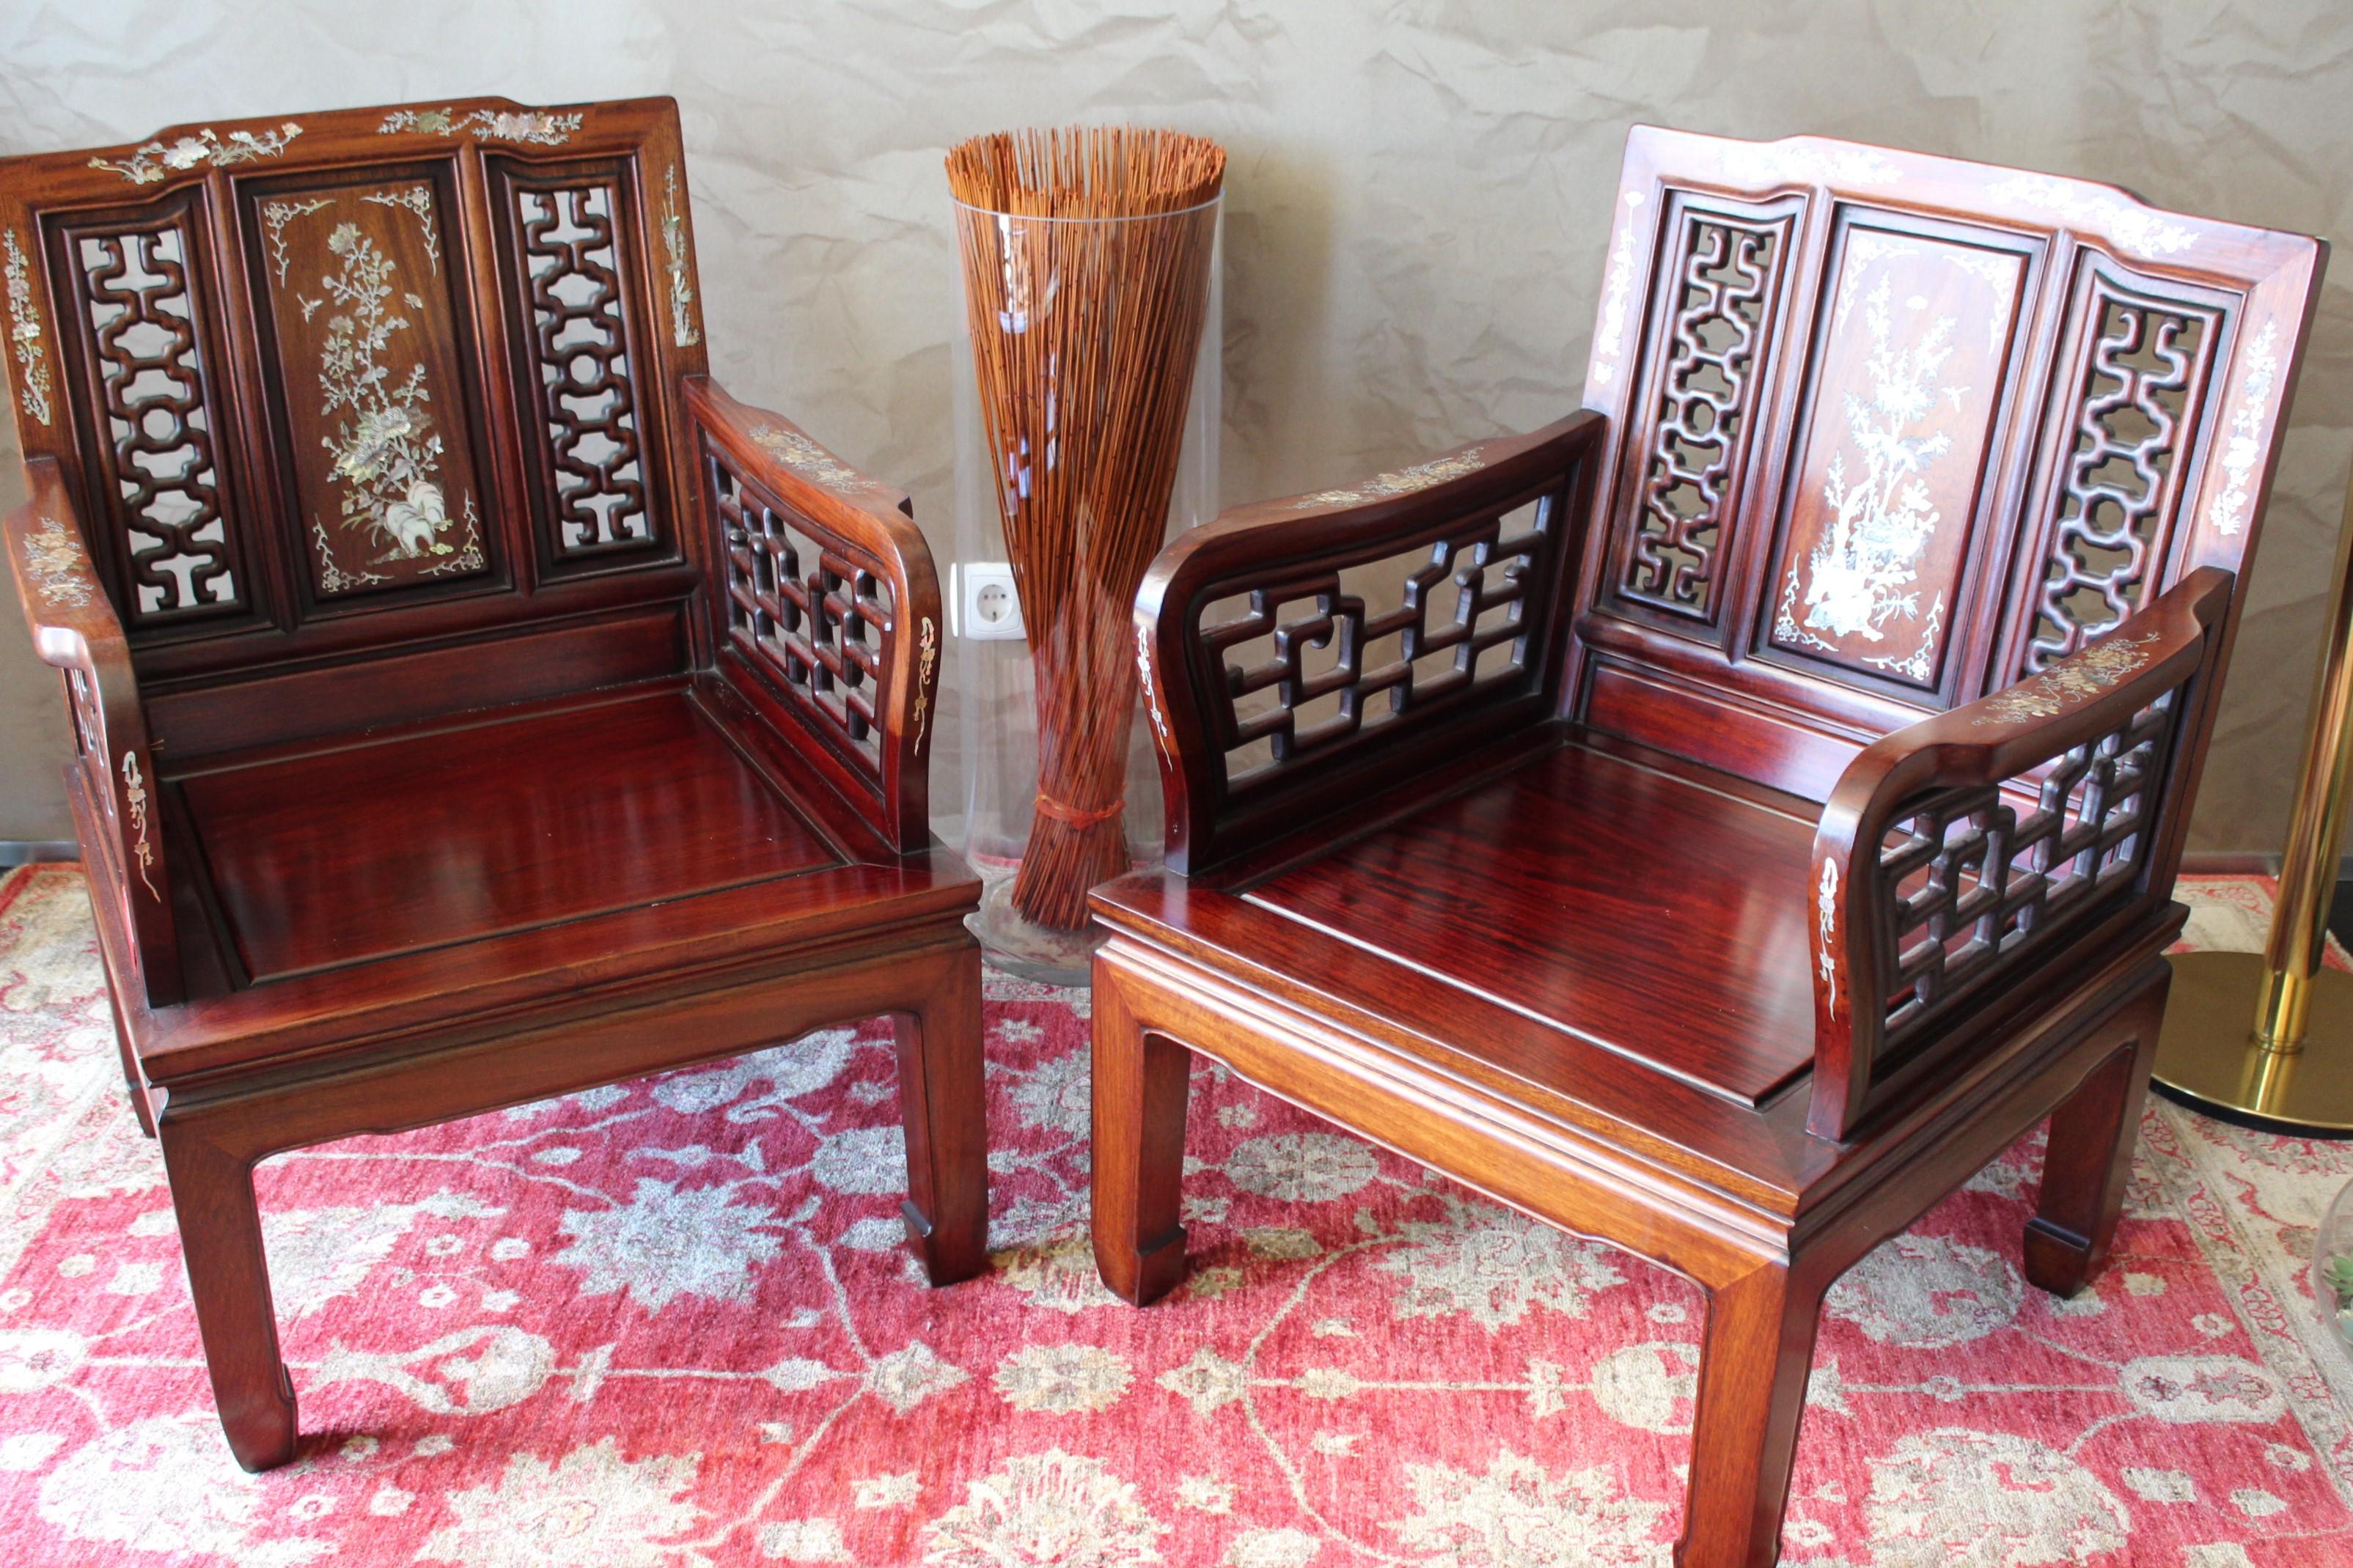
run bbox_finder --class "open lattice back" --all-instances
[0,97,709,706]
[1569,128,2319,799]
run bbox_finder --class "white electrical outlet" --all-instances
[955,562,1025,641]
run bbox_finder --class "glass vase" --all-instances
[2314,1176,2353,1354]
[944,198,1221,984]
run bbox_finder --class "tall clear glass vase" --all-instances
[945,198,1221,985]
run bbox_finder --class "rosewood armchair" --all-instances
[0,97,985,1471]
[1092,128,2321,1567]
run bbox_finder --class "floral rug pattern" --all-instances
[0,865,2348,1566]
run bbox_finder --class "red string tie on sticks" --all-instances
[1033,792,1126,830]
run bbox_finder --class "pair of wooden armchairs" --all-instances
[1,97,2323,1567]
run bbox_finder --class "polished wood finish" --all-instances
[1095,127,2321,1567]
[0,98,985,1471]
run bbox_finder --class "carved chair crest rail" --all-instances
[0,97,985,1472]
[1093,125,2321,1568]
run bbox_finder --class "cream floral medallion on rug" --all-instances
[0,866,2348,1567]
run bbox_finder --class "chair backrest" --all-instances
[1565,127,2321,799]
[0,97,711,753]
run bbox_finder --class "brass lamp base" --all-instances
[2152,951,2353,1137]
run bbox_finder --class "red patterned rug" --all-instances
[0,864,2349,1567]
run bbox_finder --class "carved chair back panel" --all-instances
[1573,128,2319,800]
[0,99,711,736]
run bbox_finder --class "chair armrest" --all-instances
[1806,567,2233,1138]
[4,457,181,1006]
[1137,411,1607,875]
[683,375,941,852]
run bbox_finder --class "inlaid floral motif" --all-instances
[2207,319,2279,538]
[1987,173,2198,257]
[1972,630,2156,724]
[308,216,480,581]
[260,197,331,287]
[1292,450,1485,509]
[1588,188,1645,387]
[376,106,582,146]
[360,186,440,274]
[1816,855,1840,1016]
[89,122,302,184]
[662,164,700,348]
[913,615,939,751]
[119,752,156,899]
[1777,277,1956,666]
[749,424,871,491]
[1135,621,1172,749]
[4,229,52,425]
[21,517,90,609]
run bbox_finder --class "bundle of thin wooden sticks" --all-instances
[948,126,1225,930]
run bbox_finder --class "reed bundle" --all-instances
[948,127,1225,930]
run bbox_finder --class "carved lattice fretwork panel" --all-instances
[2021,277,2219,674]
[1621,208,1788,619]
[1874,691,2176,1059]
[709,448,892,770]
[73,222,243,622]
[513,182,656,556]
[1205,498,1550,787]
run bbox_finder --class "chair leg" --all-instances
[2025,977,2165,1297]
[892,946,989,1287]
[1090,968,1191,1306]
[106,984,155,1138]
[1678,1256,1822,1568]
[157,1120,297,1471]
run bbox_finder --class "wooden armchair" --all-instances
[1090,128,2322,1567]
[0,97,985,1471]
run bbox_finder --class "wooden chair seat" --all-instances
[2,99,988,1473]
[1222,732,1821,1107]
[127,680,978,1083]
[1090,128,2324,1568]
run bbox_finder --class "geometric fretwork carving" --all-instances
[1623,213,1784,619]
[515,185,652,553]
[1205,498,1550,784]
[1876,691,2176,1058]
[2025,280,2217,674]
[708,447,892,770]
[76,224,241,620]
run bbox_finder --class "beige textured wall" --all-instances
[0,0,2343,851]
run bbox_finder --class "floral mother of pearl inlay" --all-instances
[1775,274,1956,674]
[912,617,939,752]
[1292,451,1486,509]
[663,165,700,349]
[1984,174,2198,258]
[1588,188,1645,387]
[1816,856,1840,1017]
[90,122,302,184]
[299,204,482,585]
[120,751,157,899]
[1720,143,1901,188]
[4,230,51,426]
[23,517,91,608]
[377,107,583,146]
[1972,631,2158,724]
[749,425,873,492]
[1136,621,1171,750]
[2206,320,2279,539]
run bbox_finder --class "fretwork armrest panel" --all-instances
[1808,569,2228,1138]
[1138,415,1604,875]
[1875,687,2176,1058]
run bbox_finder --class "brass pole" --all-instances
[2154,454,2353,1134]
